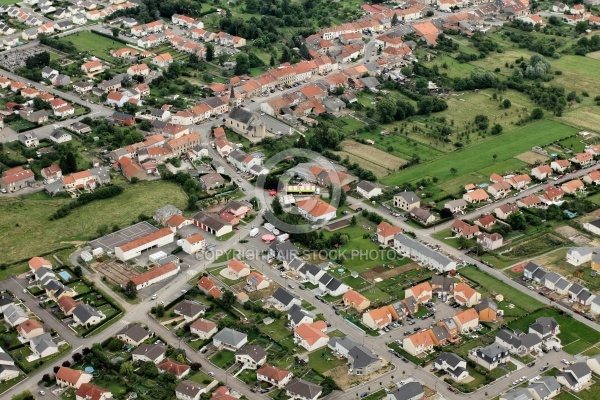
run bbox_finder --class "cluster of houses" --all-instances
[523,260,600,314]
[132,17,245,59]
[0,75,76,120]
[218,259,271,292]
[459,151,597,207]
[0,1,138,44]
[44,166,111,195]
[28,257,106,329]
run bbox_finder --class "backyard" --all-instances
[459,265,544,318]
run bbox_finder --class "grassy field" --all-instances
[508,309,600,355]
[319,225,396,272]
[382,120,578,187]
[459,265,544,316]
[551,55,600,93]
[210,350,236,369]
[58,31,125,59]
[0,181,187,267]
[308,347,347,374]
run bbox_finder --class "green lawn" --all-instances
[459,265,544,316]
[508,309,600,355]
[320,225,397,272]
[0,0,19,5]
[58,31,126,59]
[0,180,187,267]
[307,348,346,374]
[212,249,239,264]
[210,350,236,369]
[382,120,578,187]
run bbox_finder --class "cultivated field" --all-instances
[336,140,406,177]
[514,151,549,164]
[383,120,578,187]
[0,181,187,266]
[587,50,600,60]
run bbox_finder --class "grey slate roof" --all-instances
[388,382,424,400]
[228,107,255,124]
[329,336,359,353]
[524,262,542,274]
[528,376,560,397]
[435,352,465,369]
[569,283,584,295]
[544,271,562,284]
[395,191,419,204]
[348,344,378,369]
[357,180,378,193]
[72,304,100,324]
[272,288,296,307]
[0,296,13,308]
[31,332,57,353]
[236,344,267,363]
[497,329,522,348]
[502,388,533,400]
[394,233,454,268]
[285,378,322,399]
[0,364,20,376]
[288,304,311,326]
[555,278,571,290]
[173,300,206,318]
[567,362,591,379]
[228,149,248,163]
[269,241,299,262]
[213,328,247,347]
[0,349,14,364]
[431,275,454,292]
[474,298,497,313]
[288,257,305,270]
[132,344,166,361]
[478,343,508,361]
[118,324,150,343]
[175,380,204,397]
[299,263,321,277]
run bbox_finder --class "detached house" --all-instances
[116,324,150,346]
[294,321,329,351]
[405,282,433,304]
[463,189,490,204]
[557,362,591,391]
[453,283,481,307]
[343,290,371,311]
[453,308,479,332]
[190,318,217,339]
[403,330,435,356]
[474,298,498,322]
[434,352,469,382]
[257,364,293,388]
[213,328,248,351]
[235,344,267,369]
[376,221,401,245]
[571,152,594,167]
[475,343,510,370]
[393,191,420,211]
[551,159,571,173]
[56,367,92,389]
[131,344,167,364]
[157,358,190,379]
[451,220,479,239]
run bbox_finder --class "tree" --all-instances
[376,97,397,123]
[191,362,202,371]
[73,266,82,277]
[299,43,310,60]
[491,124,503,135]
[271,196,283,215]
[501,99,512,109]
[234,53,250,75]
[107,338,123,351]
[140,361,158,378]
[53,366,60,373]
[62,361,71,367]
[112,27,119,37]
[391,13,399,26]
[280,47,292,63]
[269,53,276,67]
[139,119,152,131]
[155,304,165,317]
[350,215,357,226]
[450,167,458,175]
[507,212,526,231]
[59,151,77,174]
[530,108,544,120]
[474,114,489,131]
[575,21,589,34]
[124,280,137,299]
[120,361,134,377]
[440,208,453,219]
[33,98,52,111]
[72,352,82,363]
[42,374,51,382]
[205,43,215,62]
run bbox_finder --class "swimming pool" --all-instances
[58,271,72,281]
